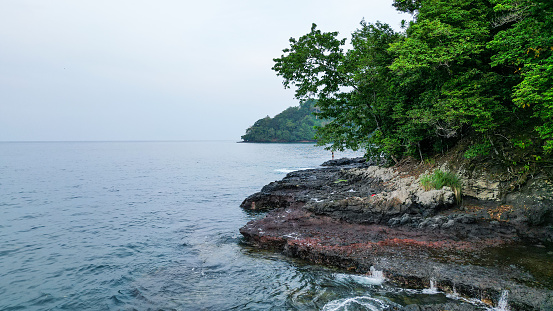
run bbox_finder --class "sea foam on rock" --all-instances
[239,158,553,310]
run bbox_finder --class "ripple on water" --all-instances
[3,142,536,311]
[323,296,396,311]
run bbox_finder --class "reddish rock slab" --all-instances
[240,206,553,310]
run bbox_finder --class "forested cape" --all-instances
[272,0,553,167]
[241,100,323,142]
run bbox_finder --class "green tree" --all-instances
[273,21,402,155]
[392,0,422,16]
[386,0,517,157]
[241,100,322,142]
[489,0,553,152]
[271,0,552,162]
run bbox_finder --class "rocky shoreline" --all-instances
[239,158,553,310]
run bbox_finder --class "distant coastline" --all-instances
[241,100,322,143]
[238,140,317,144]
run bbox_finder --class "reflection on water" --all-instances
[481,244,553,290]
[430,243,553,290]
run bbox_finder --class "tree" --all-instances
[273,21,402,154]
[387,0,519,157]
[489,0,553,152]
[241,100,322,142]
[392,0,422,16]
[272,0,552,162]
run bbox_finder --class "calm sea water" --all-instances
[0,141,473,310]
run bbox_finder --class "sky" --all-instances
[0,0,408,141]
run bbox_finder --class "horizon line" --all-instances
[0,139,241,143]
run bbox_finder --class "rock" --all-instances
[400,305,423,311]
[240,162,553,310]
[417,189,455,211]
[458,215,476,224]
[459,169,501,201]
[433,215,447,225]
[418,219,430,228]
[399,303,480,311]
[240,204,551,310]
[442,219,456,229]
[389,217,401,226]
[321,157,368,167]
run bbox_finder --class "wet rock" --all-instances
[240,205,551,310]
[398,303,480,311]
[240,161,553,310]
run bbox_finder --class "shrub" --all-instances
[420,169,462,203]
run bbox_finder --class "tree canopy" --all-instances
[241,100,323,142]
[272,0,553,165]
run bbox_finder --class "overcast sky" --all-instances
[0,0,408,141]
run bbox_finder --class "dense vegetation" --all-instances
[272,0,553,167]
[241,100,323,142]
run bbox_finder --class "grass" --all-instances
[420,169,462,203]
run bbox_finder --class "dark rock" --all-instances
[399,303,480,311]
[321,157,368,167]
[458,215,476,224]
[389,217,401,226]
[239,163,553,310]
[442,219,455,229]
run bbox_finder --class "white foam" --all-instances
[492,290,510,311]
[335,267,385,286]
[322,296,389,311]
[283,232,299,240]
[447,292,493,309]
[422,278,439,294]
[369,266,384,280]
[274,167,313,173]
[347,274,385,286]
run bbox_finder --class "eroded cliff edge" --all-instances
[239,158,553,310]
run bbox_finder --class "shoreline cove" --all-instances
[239,158,553,310]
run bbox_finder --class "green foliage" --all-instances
[488,0,553,153]
[241,100,323,142]
[388,0,510,142]
[419,174,433,191]
[273,21,403,154]
[272,24,348,100]
[464,142,492,159]
[392,0,422,15]
[512,138,533,150]
[420,170,462,203]
[271,0,553,163]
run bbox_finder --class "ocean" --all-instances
[0,141,476,310]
